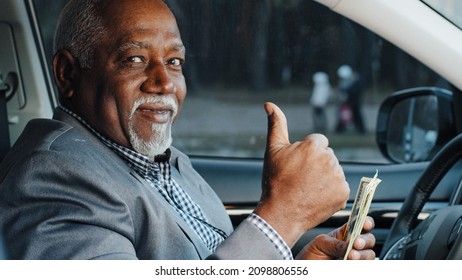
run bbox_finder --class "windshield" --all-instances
[422,0,462,29]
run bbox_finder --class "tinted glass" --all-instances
[422,0,462,29]
[32,0,449,163]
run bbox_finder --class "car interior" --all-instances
[1,0,462,260]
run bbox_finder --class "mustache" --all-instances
[130,96,178,118]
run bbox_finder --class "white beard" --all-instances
[128,96,177,159]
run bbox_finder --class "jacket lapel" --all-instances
[129,170,212,259]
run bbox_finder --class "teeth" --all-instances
[140,109,168,113]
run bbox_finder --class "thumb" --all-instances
[296,234,346,260]
[264,102,290,150]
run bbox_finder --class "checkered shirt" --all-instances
[247,213,293,260]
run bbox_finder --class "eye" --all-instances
[127,56,144,63]
[167,58,184,67]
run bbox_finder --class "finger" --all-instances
[327,223,347,240]
[264,102,290,149]
[311,234,347,259]
[348,248,376,260]
[354,233,376,250]
[362,216,375,233]
[303,133,329,149]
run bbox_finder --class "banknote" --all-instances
[343,170,381,260]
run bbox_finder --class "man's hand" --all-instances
[254,102,350,247]
[295,216,376,260]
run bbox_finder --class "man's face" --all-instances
[74,0,186,158]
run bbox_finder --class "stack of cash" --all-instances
[343,170,381,260]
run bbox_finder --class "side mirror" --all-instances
[376,87,456,163]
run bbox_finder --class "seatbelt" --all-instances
[0,86,10,162]
[0,72,17,162]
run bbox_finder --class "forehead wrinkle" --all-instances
[160,30,186,54]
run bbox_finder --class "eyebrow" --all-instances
[115,41,151,53]
[115,40,186,54]
[172,43,186,54]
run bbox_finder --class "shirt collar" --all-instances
[58,105,171,177]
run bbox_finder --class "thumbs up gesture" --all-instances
[254,102,350,248]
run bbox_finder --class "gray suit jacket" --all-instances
[0,109,282,259]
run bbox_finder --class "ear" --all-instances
[52,49,79,99]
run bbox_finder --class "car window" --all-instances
[422,0,462,29]
[31,0,449,163]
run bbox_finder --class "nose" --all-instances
[140,63,175,95]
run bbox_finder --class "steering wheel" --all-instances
[380,133,462,260]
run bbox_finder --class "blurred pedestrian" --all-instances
[310,72,331,134]
[335,65,366,134]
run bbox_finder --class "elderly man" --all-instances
[0,0,375,260]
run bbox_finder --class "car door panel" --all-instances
[192,157,460,205]
[192,156,461,255]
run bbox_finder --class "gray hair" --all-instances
[53,0,107,68]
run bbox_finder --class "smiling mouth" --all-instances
[135,104,174,124]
